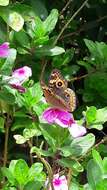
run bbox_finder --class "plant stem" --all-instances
[60,0,73,16]
[3,114,10,167]
[29,139,33,165]
[67,168,72,188]
[28,141,54,190]
[6,25,9,41]
[36,151,54,190]
[53,0,88,45]
[60,15,107,40]
[78,136,107,162]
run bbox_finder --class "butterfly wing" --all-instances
[64,88,76,112]
[48,69,68,89]
[41,69,76,112]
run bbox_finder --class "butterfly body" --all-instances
[41,69,76,112]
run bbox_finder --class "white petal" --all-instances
[68,123,86,138]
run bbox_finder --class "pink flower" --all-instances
[42,108,74,128]
[0,42,10,58]
[12,66,32,82]
[8,66,32,93]
[10,84,26,93]
[42,108,86,138]
[48,174,68,190]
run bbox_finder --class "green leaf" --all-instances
[58,158,84,173]
[10,4,36,21]
[0,0,9,6]
[78,61,93,72]
[40,123,68,151]
[14,30,30,48]
[9,160,18,175]
[84,106,107,130]
[36,45,65,57]
[24,181,42,190]
[14,159,29,186]
[84,39,98,57]
[71,134,95,157]
[23,128,41,139]
[14,135,26,144]
[11,117,33,131]
[1,49,17,75]
[0,86,16,105]
[87,159,103,190]
[103,157,107,178]
[86,106,97,124]
[23,82,43,108]
[84,72,107,103]
[28,163,43,181]
[69,182,79,190]
[29,82,43,103]
[53,49,74,67]
[83,91,95,103]
[61,133,95,157]
[34,35,49,45]
[33,17,45,38]
[0,20,6,42]
[33,101,48,116]
[1,167,15,185]
[92,149,103,172]
[96,179,107,190]
[96,107,107,124]
[43,9,58,34]
[31,0,48,20]
[31,146,54,157]
[17,47,29,54]
[39,124,58,150]
[84,39,107,65]
[0,8,24,31]
[83,184,93,190]
[87,107,107,130]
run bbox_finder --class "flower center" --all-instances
[68,119,75,126]
[53,178,61,186]
[18,69,25,75]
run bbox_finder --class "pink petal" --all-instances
[53,175,68,190]
[10,84,26,93]
[12,66,32,82]
[48,174,68,190]
[42,108,59,123]
[55,111,74,128]
[0,42,10,58]
[68,123,87,138]
[42,108,74,128]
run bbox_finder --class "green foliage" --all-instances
[0,7,24,31]
[1,49,17,75]
[86,149,107,190]
[1,0,107,190]
[43,9,58,34]
[78,39,107,106]
[60,133,95,157]
[84,106,107,130]
[14,128,41,144]
[1,159,46,189]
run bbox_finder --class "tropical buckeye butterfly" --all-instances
[41,69,76,112]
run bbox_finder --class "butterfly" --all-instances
[41,69,76,112]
